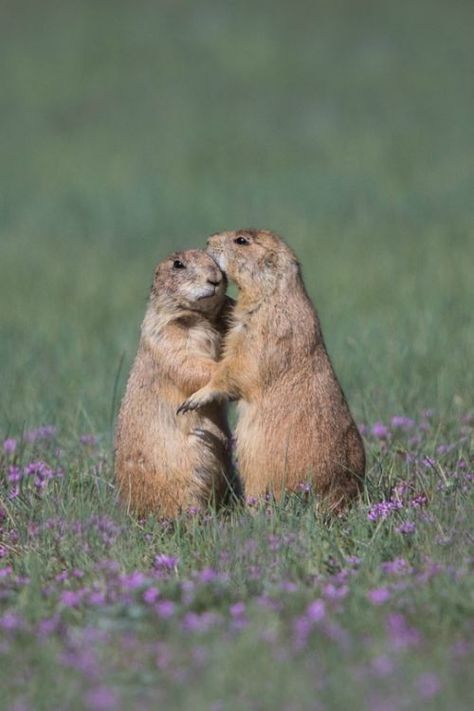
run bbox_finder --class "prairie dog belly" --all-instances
[234,396,305,496]
[234,400,265,495]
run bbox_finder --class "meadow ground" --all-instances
[0,1,473,709]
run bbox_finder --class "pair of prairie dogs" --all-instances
[115,229,365,518]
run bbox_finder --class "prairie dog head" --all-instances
[152,249,227,316]
[207,229,299,294]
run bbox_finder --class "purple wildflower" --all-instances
[154,554,178,573]
[293,615,312,649]
[7,466,22,483]
[143,587,159,604]
[436,443,455,455]
[88,591,106,606]
[155,600,176,619]
[381,558,411,576]
[3,438,17,454]
[120,571,146,590]
[8,484,20,499]
[80,434,98,447]
[280,581,298,592]
[37,615,60,637]
[0,611,23,631]
[60,590,83,607]
[368,499,402,522]
[396,521,416,535]
[323,583,349,601]
[182,611,220,633]
[346,555,361,567]
[181,579,195,606]
[411,493,428,508]
[23,460,60,491]
[392,480,410,499]
[416,672,441,700]
[230,602,246,617]
[386,613,421,649]
[367,587,391,605]
[25,425,57,443]
[421,456,436,469]
[306,599,326,622]
[391,416,415,430]
[371,422,390,439]
[198,567,220,583]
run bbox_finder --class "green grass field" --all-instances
[0,1,473,709]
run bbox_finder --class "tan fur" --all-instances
[115,249,240,518]
[178,230,365,511]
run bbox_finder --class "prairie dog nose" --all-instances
[207,274,222,287]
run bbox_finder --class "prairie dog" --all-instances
[115,249,240,518]
[178,230,365,511]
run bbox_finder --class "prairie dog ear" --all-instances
[153,263,163,282]
[151,264,165,295]
[150,276,159,297]
[264,250,278,268]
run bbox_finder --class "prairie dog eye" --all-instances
[234,236,250,246]
[173,260,186,269]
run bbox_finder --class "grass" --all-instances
[0,0,473,709]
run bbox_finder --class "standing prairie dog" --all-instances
[178,230,365,511]
[115,249,240,518]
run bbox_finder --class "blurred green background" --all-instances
[1,0,473,437]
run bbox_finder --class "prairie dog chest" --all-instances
[225,309,261,358]
[186,323,220,360]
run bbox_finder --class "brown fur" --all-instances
[178,230,365,511]
[115,249,241,518]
